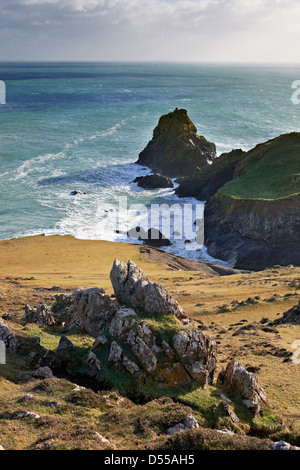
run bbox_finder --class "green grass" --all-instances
[220,132,300,200]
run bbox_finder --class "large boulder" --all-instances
[65,288,119,337]
[136,108,216,178]
[133,174,174,189]
[127,227,172,247]
[217,359,269,406]
[173,330,217,385]
[110,259,186,319]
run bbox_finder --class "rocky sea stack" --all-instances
[137,108,216,178]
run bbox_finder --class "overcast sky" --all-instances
[0,0,299,62]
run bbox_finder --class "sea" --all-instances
[0,62,300,264]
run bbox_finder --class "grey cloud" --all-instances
[0,0,299,61]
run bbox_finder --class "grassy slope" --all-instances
[0,236,300,449]
[220,132,300,201]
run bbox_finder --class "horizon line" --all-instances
[0,60,300,66]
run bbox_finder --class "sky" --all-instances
[0,0,300,62]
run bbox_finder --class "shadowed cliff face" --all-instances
[175,149,246,201]
[175,131,300,270]
[203,133,300,270]
[137,108,216,178]
[204,193,300,270]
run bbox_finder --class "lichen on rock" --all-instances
[110,259,186,319]
[217,359,269,406]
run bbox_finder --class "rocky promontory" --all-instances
[136,108,216,178]
[176,131,300,270]
[175,148,246,201]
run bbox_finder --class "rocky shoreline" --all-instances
[135,109,300,271]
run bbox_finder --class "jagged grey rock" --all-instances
[65,287,119,337]
[86,351,102,371]
[23,304,55,326]
[109,341,123,365]
[108,307,137,340]
[0,320,18,351]
[32,366,54,379]
[161,340,174,359]
[272,301,300,325]
[217,429,235,436]
[122,356,140,375]
[243,399,261,416]
[167,414,199,436]
[57,335,76,351]
[110,259,186,319]
[221,399,240,423]
[91,336,108,352]
[173,329,217,385]
[271,441,300,450]
[217,359,269,406]
[127,329,157,373]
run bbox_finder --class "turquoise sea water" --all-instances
[0,62,300,262]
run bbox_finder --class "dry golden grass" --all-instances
[0,235,299,449]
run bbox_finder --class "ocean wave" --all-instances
[14,151,66,181]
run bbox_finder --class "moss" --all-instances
[249,407,284,438]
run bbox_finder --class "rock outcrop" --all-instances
[133,174,174,189]
[217,359,269,406]
[50,260,217,388]
[127,227,172,247]
[0,320,18,351]
[173,330,217,385]
[136,108,216,178]
[167,414,199,436]
[110,259,185,319]
[23,304,56,326]
[65,288,119,337]
[32,366,54,379]
[85,306,217,386]
[176,149,245,201]
[272,301,300,325]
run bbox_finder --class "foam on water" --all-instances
[0,62,300,265]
